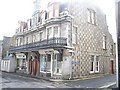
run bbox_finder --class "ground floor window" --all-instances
[96,56,99,72]
[91,55,94,72]
[90,55,99,73]
[40,54,51,72]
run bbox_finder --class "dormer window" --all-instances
[87,9,96,25]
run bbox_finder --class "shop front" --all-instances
[39,49,63,78]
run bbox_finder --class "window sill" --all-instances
[90,71,94,74]
[87,22,96,26]
[95,71,99,73]
[103,48,107,50]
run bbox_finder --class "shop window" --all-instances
[57,54,62,61]
[47,54,51,61]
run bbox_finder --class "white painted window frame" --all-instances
[90,55,100,73]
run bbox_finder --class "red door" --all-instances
[29,60,33,74]
[111,61,114,74]
[33,59,39,76]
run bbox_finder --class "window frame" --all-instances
[110,45,114,55]
[103,35,107,50]
[53,26,60,38]
[90,55,99,73]
[72,25,78,44]
[39,32,43,41]
[95,56,99,72]
[87,9,96,25]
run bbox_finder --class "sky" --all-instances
[0,0,117,42]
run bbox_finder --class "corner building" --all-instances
[10,0,116,79]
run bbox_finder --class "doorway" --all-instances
[53,53,62,75]
[111,60,114,74]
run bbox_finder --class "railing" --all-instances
[9,37,67,52]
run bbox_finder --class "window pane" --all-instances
[47,27,52,39]
[91,61,94,71]
[91,55,94,71]
[87,10,91,22]
[54,26,58,37]
[96,56,99,71]
[26,37,28,44]
[103,36,106,49]
[91,12,95,24]
[40,32,43,41]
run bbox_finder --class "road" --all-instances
[1,72,116,88]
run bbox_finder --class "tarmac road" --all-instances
[1,72,117,88]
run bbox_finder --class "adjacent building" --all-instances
[0,40,3,70]
[2,36,12,59]
[115,0,120,87]
[9,0,116,79]
[0,40,2,60]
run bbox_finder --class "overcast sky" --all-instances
[0,0,117,42]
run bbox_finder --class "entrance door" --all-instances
[53,54,57,74]
[53,54,62,74]
[111,61,114,74]
[33,59,39,76]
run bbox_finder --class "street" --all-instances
[1,72,116,88]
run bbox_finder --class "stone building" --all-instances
[0,40,2,60]
[9,0,116,79]
[115,0,120,87]
[2,36,12,59]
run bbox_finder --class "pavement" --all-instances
[1,71,117,88]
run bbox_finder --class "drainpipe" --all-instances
[69,52,72,80]
[69,14,73,80]
[51,52,53,77]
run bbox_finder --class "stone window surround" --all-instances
[90,55,99,74]
[46,25,60,39]
[87,8,96,25]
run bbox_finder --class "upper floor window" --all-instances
[26,37,28,44]
[72,26,77,44]
[16,39,19,46]
[53,26,59,37]
[31,35,33,43]
[40,32,43,41]
[20,38,22,45]
[33,35,36,42]
[110,45,113,55]
[87,9,96,25]
[48,4,53,19]
[54,3,59,17]
[47,27,52,39]
[31,35,36,43]
[103,35,107,50]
